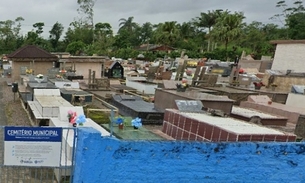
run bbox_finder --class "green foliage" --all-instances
[2,2,305,60]
[66,41,86,55]
[287,12,305,39]
[49,22,64,51]
[110,48,139,59]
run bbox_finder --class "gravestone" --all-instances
[175,100,203,112]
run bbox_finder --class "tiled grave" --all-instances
[162,109,296,142]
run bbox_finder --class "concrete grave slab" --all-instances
[248,95,271,104]
[55,81,80,89]
[162,80,180,89]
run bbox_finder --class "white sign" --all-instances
[4,127,62,167]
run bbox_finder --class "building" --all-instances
[270,40,305,72]
[58,56,109,79]
[7,45,58,81]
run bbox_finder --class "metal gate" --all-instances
[0,126,77,183]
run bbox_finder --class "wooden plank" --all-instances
[192,66,204,86]
[175,60,187,81]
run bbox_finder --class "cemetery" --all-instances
[4,44,305,143]
[3,43,305,182]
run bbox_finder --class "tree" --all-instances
[93,22,114,55]
[64,21,93,45]
[49,22,64,51]
[33,22,45,35]
[155,21,179,47]
[0,20,15,52]
[193,10,222,51]
[287,12,305,39]
[66,40,86,55]
[211,11,245,60]
[77,0,96,43]
[115,17,139,48]
[94,22,113,38]
[271,0,305,25]
[138,22,153,44]
[77,0,96,26]
[118,16,138,33]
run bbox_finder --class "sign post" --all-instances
[4,127,62,167]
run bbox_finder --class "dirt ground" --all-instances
[0,77,31,126]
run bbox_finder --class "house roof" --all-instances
[135,44,176,51]
[7,45,58,60]
[59,56,109,63]
[270,40,305,44]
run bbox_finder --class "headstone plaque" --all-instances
[175,100,203,112]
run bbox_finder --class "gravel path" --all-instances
[0,78,31,126]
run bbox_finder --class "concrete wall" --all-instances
[240,101,301,124]
[74,128,305,183]
[272,44,305,72]
[12,61,53,82]
[74,62,102,79]
[239,60,272,73]
[154,89,233,114]
[286,93,305,109]
[262,74,305,93]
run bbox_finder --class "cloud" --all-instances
[0,0,297,38]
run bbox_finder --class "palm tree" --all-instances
[118,17,138,33]
[193,10,222,51]
[178,22,195,41]
[211,11,245,60]
[156,21,179,47]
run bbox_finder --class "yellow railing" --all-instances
[123,90,152,102]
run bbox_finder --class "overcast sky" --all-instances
[1,0,297,38]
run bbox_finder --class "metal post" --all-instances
[110,108,114,137]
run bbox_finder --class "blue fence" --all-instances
[74,127,305,183]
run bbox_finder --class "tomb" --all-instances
[111,95,164,124]
[163,108,296,142]
[104,61,124,79]
[154,88,234,114]
[203,86,258,105]
[230,106,288,126]
[27,89,73,126]
[49,106,110,181]
[54,81,93,104]
[125,77,158,95]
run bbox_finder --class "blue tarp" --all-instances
[291,85,305,94]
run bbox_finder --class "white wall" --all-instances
[272,44,305,72]
[286,93,305,109]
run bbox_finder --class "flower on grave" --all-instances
[253,81,265,87]
[36,74,44,79]
[67,110,74,118]
[176,82,189,89]
[56,74,62,78]
[26,69,33,74]
[131,117,142,128]
[68,111,78,126]
[76,114,87,126]
[185,69,192,76]
[271,83,277,87]
[115,117,124,125]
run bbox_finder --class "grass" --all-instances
[5,104,12,125]
[83,104,111,125]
